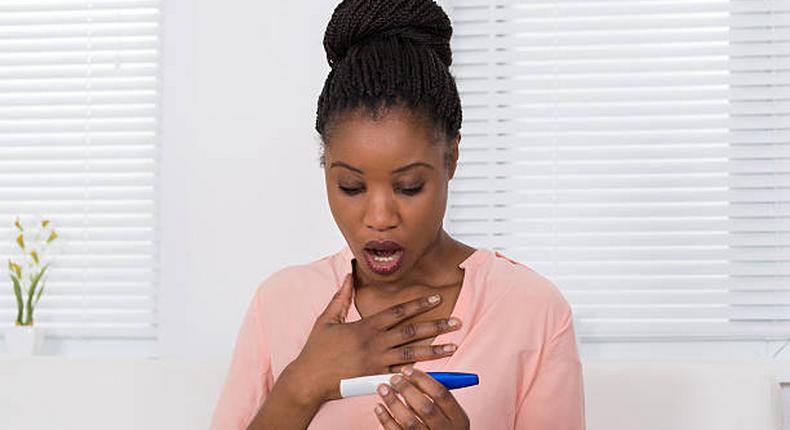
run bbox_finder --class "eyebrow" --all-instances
[330,161,434,174]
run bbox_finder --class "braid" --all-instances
[316,0,462,168]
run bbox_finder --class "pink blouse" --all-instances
[210,245,586,429]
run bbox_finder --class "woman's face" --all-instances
[323,108,459,286]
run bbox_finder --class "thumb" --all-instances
[321,268,355,324]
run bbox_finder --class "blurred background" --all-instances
[0,0,788,429]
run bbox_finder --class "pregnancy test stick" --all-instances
[340,371,479,398]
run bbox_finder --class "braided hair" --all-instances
[316,0,462,169]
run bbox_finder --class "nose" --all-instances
[364,190,400,231]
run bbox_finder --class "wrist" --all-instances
[280,359,326,407]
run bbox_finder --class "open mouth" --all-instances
[363,247,404,275]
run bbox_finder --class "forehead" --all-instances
[325,109,440,172]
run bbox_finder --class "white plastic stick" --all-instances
[340,373,399,398]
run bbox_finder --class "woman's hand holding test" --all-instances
[374,364,470,430]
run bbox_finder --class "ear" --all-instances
[447,133,461,180]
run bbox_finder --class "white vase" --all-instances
[4,325,44,356]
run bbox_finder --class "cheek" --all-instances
[408,189,446,220]
[326,193,364,231]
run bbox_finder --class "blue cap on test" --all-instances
[426,372,479,390]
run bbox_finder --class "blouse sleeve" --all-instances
[209,288,274,430]
[514,303,586,430]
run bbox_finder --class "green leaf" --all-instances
[25,279,35,326]
[28,264,48,305]
[10,275,23,325]
[34,276,46,307]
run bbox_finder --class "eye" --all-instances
[399,185,423,196]
[338,185,363,195]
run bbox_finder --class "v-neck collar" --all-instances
[332,244,491,372]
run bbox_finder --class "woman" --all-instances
[210,0,585,428]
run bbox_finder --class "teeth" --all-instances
[369,249,401,263]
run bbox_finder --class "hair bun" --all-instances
[323,0,453,69]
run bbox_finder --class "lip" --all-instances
[364,240,404,252]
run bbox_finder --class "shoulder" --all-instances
[484,250,568,308]
[250,251,340,315]
[481,250,574,336]
[239,252,343,361]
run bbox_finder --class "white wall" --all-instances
[158,0,345,360]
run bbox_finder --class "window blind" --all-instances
[444,0,790,341]
[0,0,160,340]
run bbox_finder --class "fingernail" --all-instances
[428,294,440,304]
[378,384,390,396]
[402,366,414,376]
[375,404,383,414]
[443,344,457,352]
[390,374,403,385]
[448,318,459,327]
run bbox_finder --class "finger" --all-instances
[383,343,458,366]
[368,293,442,331]
[389,373,450,427]
[389,362,415,373]
[374,402,402,430]
[380,317,462,349]
[401,366,468,423]
[377,383,428,430]
[319,263,355,324]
